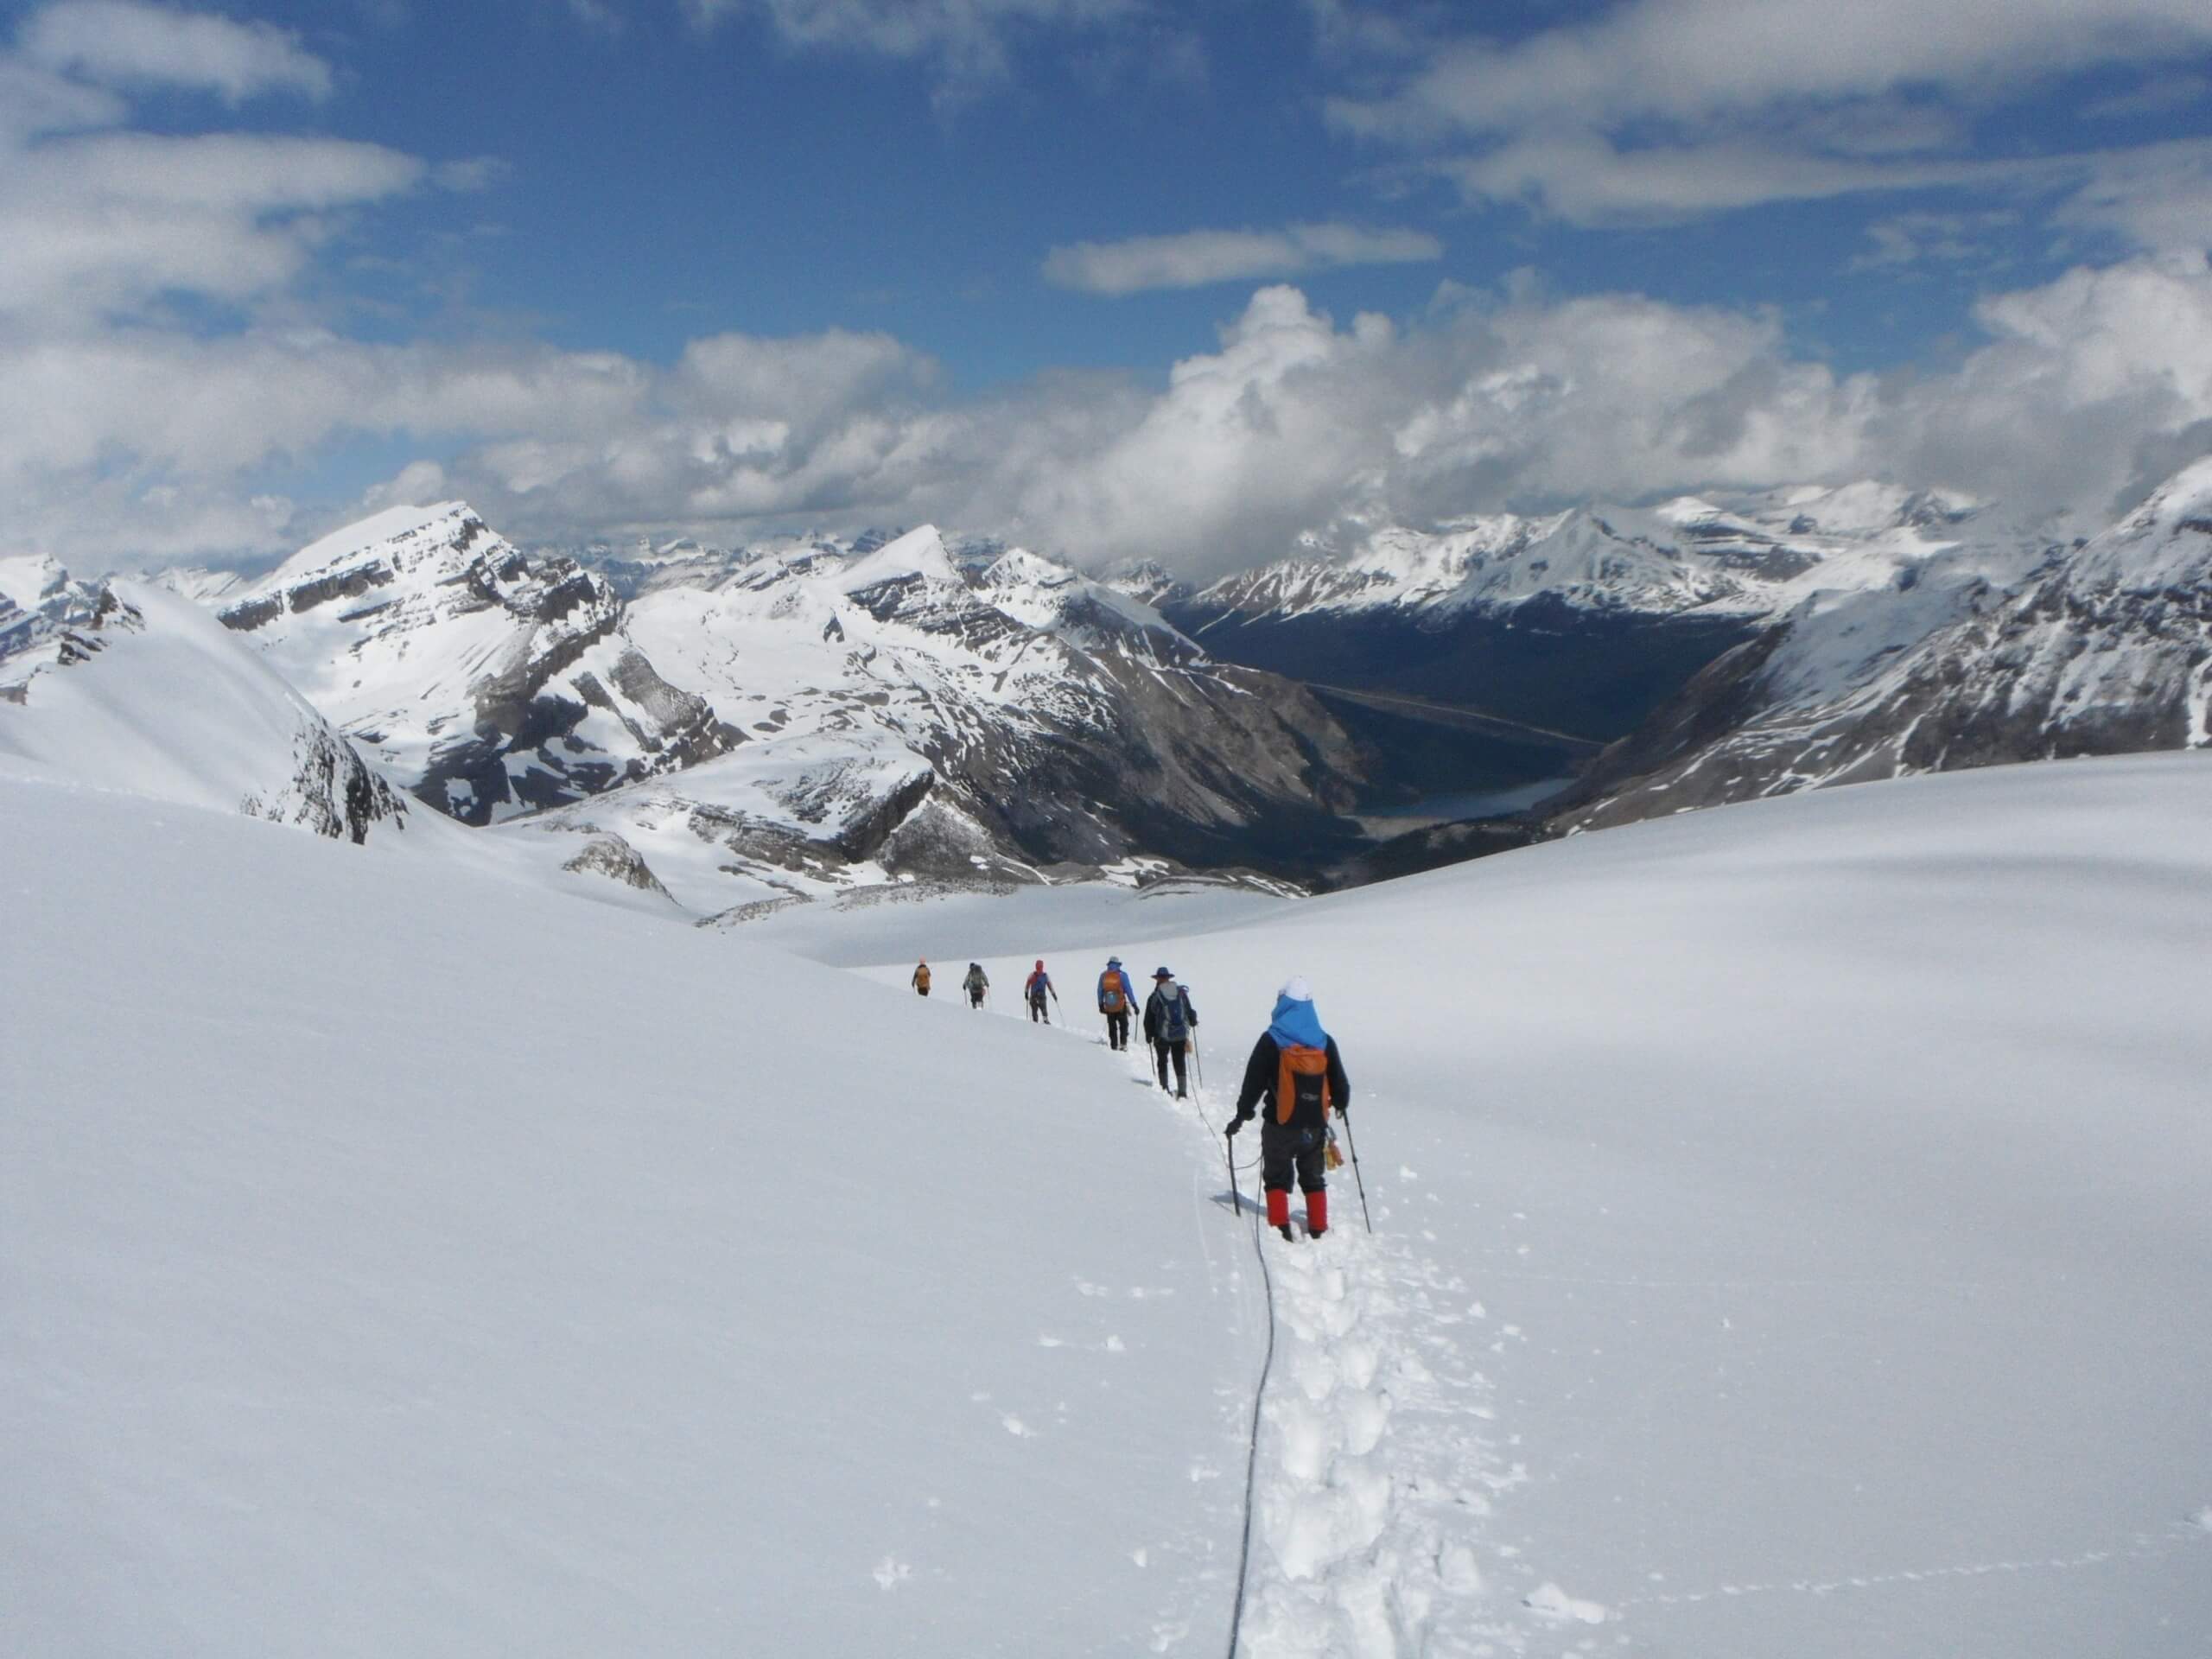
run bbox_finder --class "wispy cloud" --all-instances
[1849,211,2020,271]
[1044,222,1441,296]
[683,0,1152,101]
[19,0,334,103]
[1328,0,2212,144]
[1322,0,2212,234]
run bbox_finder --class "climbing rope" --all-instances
[1188,1090,1277,1659]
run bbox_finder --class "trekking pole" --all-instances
[1192,1038,1205,1091]
[1226,1134,1240,1217]
[1339,1110,1373,1234]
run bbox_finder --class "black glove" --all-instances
[1335,1101,1348,1117]
[1224,1116,1244,1138]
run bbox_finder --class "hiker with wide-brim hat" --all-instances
[1141,967,1198,1097]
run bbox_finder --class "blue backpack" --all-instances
[1161,985,1192,1042]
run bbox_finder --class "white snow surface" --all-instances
[728,874,1293,969]
[2,771,1260,1656]
[10,742,2210,1655]
[890,753,2212,1656]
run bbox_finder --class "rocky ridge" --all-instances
[1555,458,2212,831]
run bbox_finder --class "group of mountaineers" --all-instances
[908,954,1355,1243]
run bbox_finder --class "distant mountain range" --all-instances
[1132,482,2063,743]
[10,505,1366,916]
[7,460,2204,905]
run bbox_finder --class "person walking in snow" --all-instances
[1142,967,1198,1097]
[911,960,931,997]
[963,962,989,1009]
[1097,956,1138,1051]
[1225,976,1351,1243]
[1025,960,1058,1024]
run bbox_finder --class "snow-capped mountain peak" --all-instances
[833,524,959,593]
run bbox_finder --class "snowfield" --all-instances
[7,747,2210,1655]
[2,767,1262,1656]
[909,753,2212,1656]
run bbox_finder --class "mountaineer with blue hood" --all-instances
[1227,976,1352,1242]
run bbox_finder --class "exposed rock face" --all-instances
[558,832,675,899]
[239,721,410,845]
[1556,457,2212,832]
[217,503,740,825]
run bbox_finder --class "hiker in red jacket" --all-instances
[1226,976,1351,1242]
[1024,961,1058,1024]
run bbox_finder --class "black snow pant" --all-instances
[1029,995,1050,1023]
[1153,1039,1187,1095]
[969,990,984,1009]
[1262,1120,1328,1194]
[1104,1010,1130,1050]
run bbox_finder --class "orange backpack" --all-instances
[1275,1044,1332,1125]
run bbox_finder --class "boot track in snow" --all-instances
[1148,1057,1527,1658]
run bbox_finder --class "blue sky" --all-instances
[3,0,2212,570]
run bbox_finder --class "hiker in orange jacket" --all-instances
[911,960,931,997]
[1225,976,1351,1242]
[1097,957,1137,1051]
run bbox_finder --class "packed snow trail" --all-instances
[1096,1032,1524,1658]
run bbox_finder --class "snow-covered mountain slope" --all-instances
[3,769,1264,1656]
[215,502,738,825]
[187,507,1369,894]
[1560,456,2212,830]
[924,752,2212,1657]
[498,524,1368,912]
[1,563,410,842]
